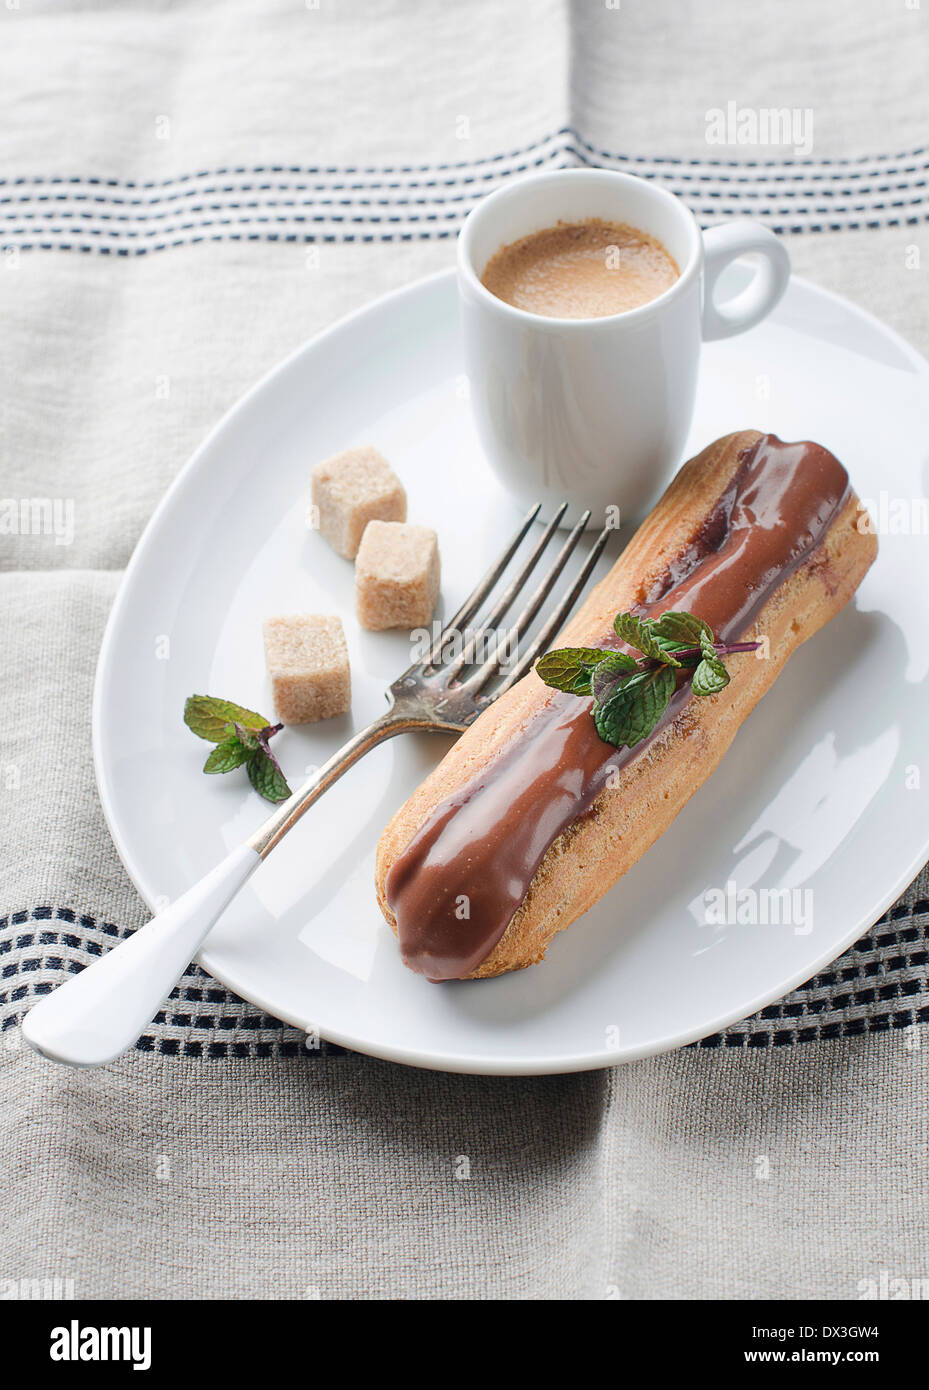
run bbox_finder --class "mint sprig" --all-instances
[184,694,292,803]
[534,610,760,752]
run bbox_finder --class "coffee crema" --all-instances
[480,218,680,319]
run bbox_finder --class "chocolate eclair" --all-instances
[375,431,877,981]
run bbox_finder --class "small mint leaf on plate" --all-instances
[184,694,269,743]
[247,749,292,803]
[594,664,676,750]
[613,611,677,665]
[203,738,251,774]
[186,696,288,801]
[535,647,613,696]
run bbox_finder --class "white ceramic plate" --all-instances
[94,267,929,1074]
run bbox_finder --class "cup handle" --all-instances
[701,221,791,341]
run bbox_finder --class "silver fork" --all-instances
[23,506,611,1067]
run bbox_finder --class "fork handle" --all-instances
[22,843,261,1067]
[246,710,415,858]
[23,712,417,1069]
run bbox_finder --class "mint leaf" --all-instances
[652,611,713,648]
[536,646,613,696]
[185,694,268,744]
[594,665,676,750]
[613,611,678,665]
[692,653,730,697]
[590,651,639,706]
[247,749,292,803]
[203,738,250,774]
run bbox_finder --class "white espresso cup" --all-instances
[457,168,790,524]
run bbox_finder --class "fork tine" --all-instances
[441,501,569,678]
[484,520,613,697]
[422,502,541,668]
[465,509,592,692]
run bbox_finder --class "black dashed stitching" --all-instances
[2,904,927,1054]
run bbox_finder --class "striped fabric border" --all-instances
[1,129,928,257]
[2,897,926,1056]
[0,909,331,1059]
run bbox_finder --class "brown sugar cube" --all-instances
[355,521,440,631]
[262,614,350,723]
[310,446,406,559]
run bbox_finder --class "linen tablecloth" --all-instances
[1,0,927,1300]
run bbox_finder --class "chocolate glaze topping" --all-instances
[386,436,850,981]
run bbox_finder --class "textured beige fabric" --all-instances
[1,1035,924,1299]
[569,0,926,159]
[1,0,928,1301]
